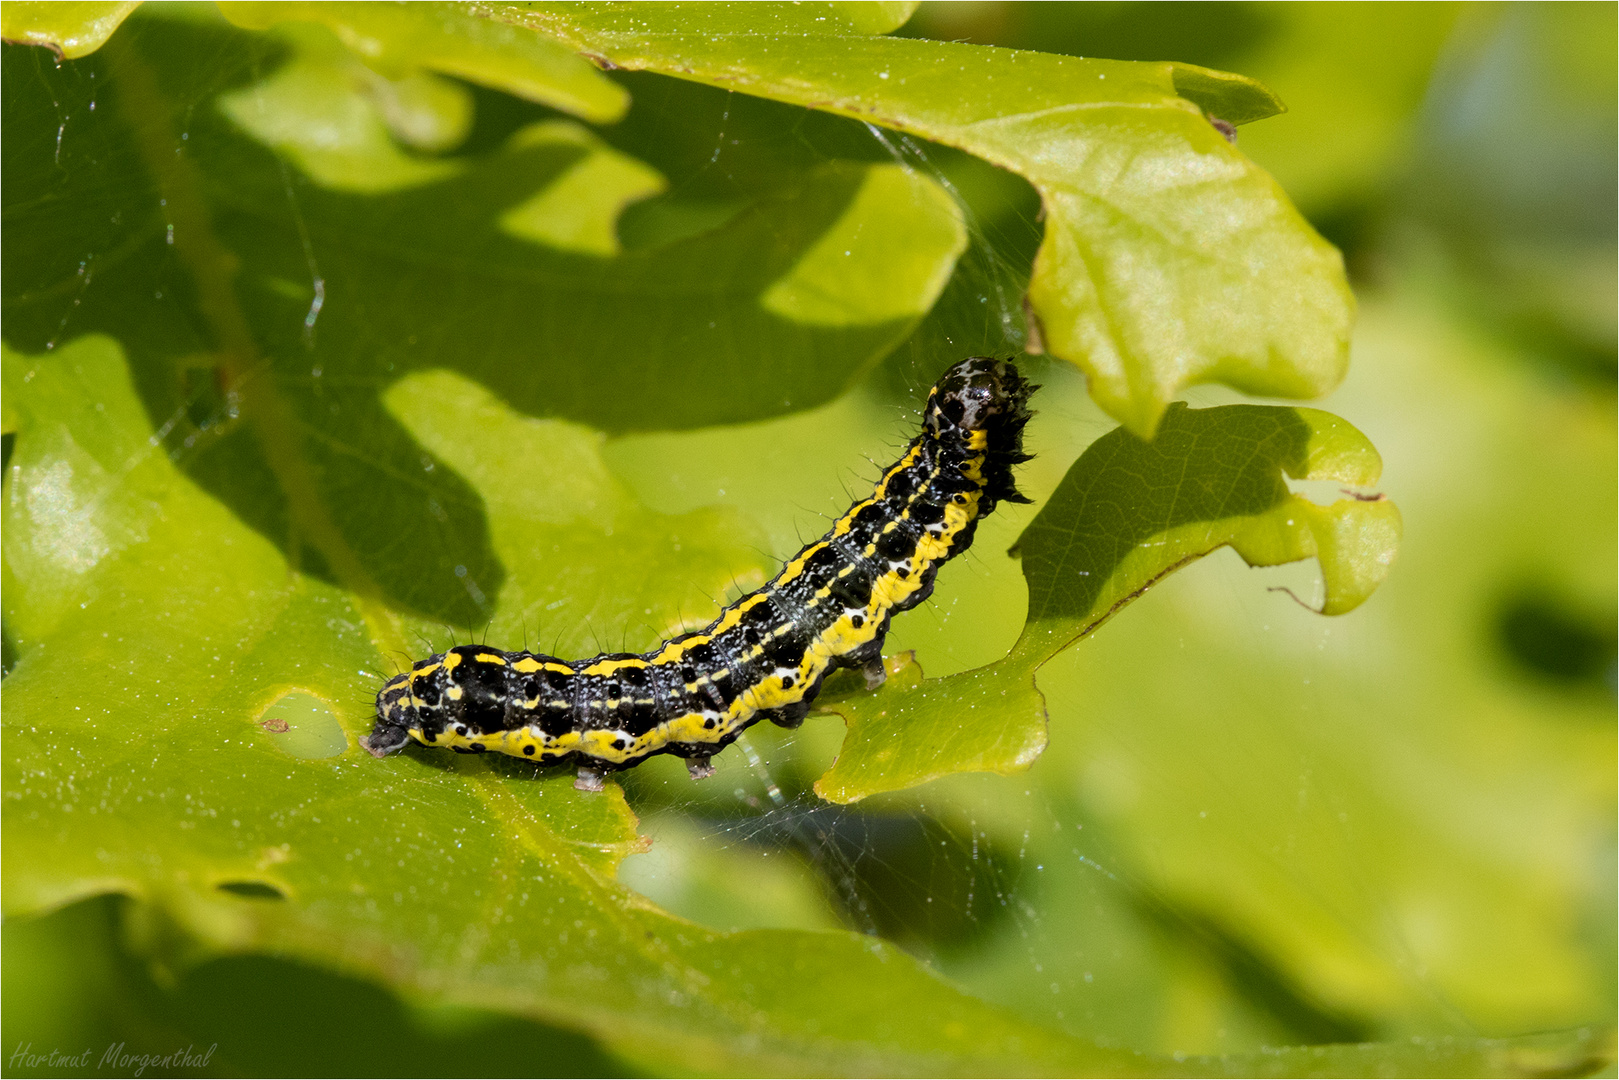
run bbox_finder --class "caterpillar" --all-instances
[363,357,1036,791]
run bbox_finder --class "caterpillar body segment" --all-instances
[364,357,1036,787]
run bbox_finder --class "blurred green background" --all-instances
[4,2,1614,1075]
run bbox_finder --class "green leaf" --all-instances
[1202,1028,1616,1079]
[854,292,1608,1053]
[496,121,666,257]
[1007,296,1616,1045]
[213,22,466,192]
[0,1,140,58]
[1169,64,1288,127]
[218,0,630,124]
[1,333,1167,1076]
[836,1,922,36]
[2,10,970,631]
[815,402,1399,803]
[11,5,1601,1074]
[1213,4,1466,218]
[379,367,775,655]
[477,2,1349,438]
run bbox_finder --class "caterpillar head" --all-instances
[925,356,1035,438]
[362,671,414,757]
[925,356,1036,511]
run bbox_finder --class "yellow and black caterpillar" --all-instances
[364,357,1035,790]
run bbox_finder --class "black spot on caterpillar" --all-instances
[363,357,1036,791]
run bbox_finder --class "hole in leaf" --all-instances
[258,691,348,759]
[216,880,287,901]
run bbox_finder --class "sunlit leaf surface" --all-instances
[0,1,141,58]
[221,0,631,123]
[477,1,1350,438]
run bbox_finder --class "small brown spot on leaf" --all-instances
[260,718,289,733]
[1208,116,1238,143]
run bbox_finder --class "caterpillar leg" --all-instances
[862,656,887,690]
[837,629,890,691]
[685,756,716,780]
[574,766,606,792]
[762,701,812,730]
